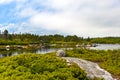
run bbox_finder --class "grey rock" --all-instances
[63,57,114,80]
[56,50,66,57]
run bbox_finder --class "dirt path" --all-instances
[63,57,115,80]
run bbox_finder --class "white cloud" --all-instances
[1,0,120,37]
[26,0,120,37]
[0,0,13,4]
[18,8,38,17]
[0,23,29,34]
[0,0,26,4]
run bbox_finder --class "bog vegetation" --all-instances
[0,53,89,80]
[66,49,120,79]
[0,29,120,79]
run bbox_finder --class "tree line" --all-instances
[0,29,120,45]
[0,30,84,45]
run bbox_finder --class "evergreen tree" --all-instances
[3,29,8,39]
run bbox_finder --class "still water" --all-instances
[0,44,120,58]
[90,44,120,50]
[0,48,73,58]
[0,48,59,58]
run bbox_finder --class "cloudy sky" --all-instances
[0,0,120,37]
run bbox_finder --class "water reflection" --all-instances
[0,44,120,58]
[0,48,58,58]
[0,50,23,58]
[90,44,120,50]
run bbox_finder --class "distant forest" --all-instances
[0,29,120,45]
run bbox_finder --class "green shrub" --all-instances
[66,49,120,79]
[0,53,88,80]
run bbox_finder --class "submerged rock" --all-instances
[56,50,66,57]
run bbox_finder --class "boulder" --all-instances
[56,50,66,57]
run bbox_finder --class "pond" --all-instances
[0,44,120,58]
[0,48,73,58]
[90,44,120,50]
[0,48,57,58]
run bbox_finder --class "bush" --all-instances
[0,53,88,80]
[66,49,120,79]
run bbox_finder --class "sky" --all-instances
[0,0,120,37]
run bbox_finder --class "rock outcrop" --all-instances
[63,57,114,80]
